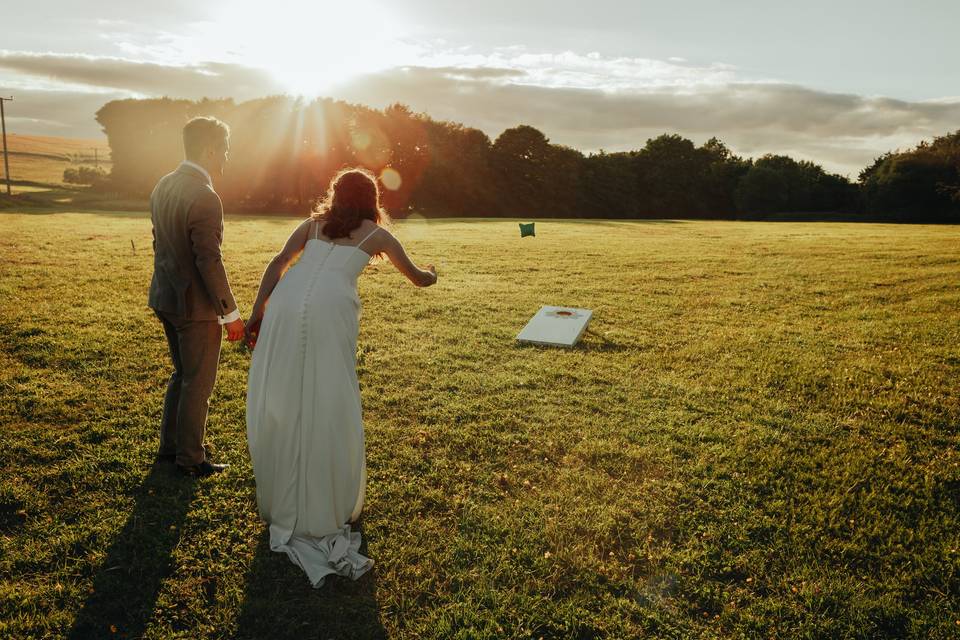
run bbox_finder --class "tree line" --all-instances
[94,96,959,222]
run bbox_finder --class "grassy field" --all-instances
[1,212,958,639]
[1,134,111,187]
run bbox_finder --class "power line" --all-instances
[0,96,12,196]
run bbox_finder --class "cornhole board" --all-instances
[516,306,593,347]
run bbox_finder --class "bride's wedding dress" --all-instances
[246,221,379,587]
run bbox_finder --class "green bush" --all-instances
[63,165,108,187]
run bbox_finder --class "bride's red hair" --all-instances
[311,168,390,241]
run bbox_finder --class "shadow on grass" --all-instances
[512,328,636,353]
[67,464,197,640]
[234,522,387,640]
[0,184,148,215]
[575,329,636,353]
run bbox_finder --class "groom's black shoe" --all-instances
[157,444,215,465]
[177,460,229,478]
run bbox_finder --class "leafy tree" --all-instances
[94,95,958,222]
[860,131,960,221]
[634,134,709,216]
[578,151,640,218]
[491,126,582,217]
[735,154,857,215]
[735,163,790,213]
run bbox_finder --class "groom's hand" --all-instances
[225,318,245,342]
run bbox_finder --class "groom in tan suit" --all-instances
[148,116,244,477]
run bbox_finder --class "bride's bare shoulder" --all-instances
[373,221,394,236]
[372,224,401,247]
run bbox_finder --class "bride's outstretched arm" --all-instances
[246,219,313,336]
[381,231,437,287]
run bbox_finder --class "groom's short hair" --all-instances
[183,116,230,159]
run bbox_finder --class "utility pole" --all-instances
[0,96,12,196]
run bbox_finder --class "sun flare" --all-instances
[206,0,414,95]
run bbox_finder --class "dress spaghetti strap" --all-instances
[355,226,380,252]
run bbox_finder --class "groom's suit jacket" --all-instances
[148,163,238,321]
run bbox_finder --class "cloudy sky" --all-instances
[1,0,958,176]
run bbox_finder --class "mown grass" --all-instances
[4,134,110,158]
[0,212,958,639]
[2,134,111,188]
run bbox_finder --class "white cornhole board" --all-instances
[516,306,593,347]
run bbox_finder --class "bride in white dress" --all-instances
[244,168,437,588]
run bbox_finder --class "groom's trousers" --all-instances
[155,310,222,466]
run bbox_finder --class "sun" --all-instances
[205,0,414,96]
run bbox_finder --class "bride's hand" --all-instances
[245,311,263,349]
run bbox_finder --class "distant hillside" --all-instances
[1,134,111,186]
[5,134,110,159]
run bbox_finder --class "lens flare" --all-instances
[351,130,372,151]
[380,167,402,191]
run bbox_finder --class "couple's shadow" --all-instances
[66,462,386,639]
[67,464,196,639]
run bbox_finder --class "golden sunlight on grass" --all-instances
[2,212,958,637]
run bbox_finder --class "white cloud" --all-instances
[332,65,960,176]
[2,47,959,176]
[412,46,741,91]
[0,50,281,99]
